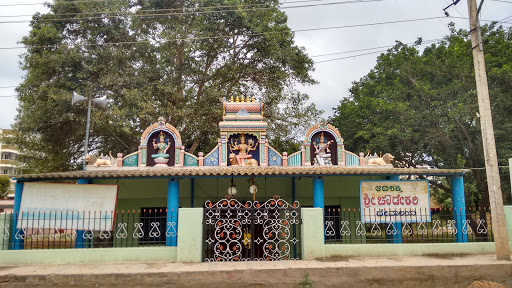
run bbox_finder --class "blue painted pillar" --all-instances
[10,181,24,250]
[313,177,324,211]
[451,174,467,243]
[167,178,179,246]
[387,175,402,244]
[75,179,91,248]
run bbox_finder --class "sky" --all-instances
[0,0,510,129]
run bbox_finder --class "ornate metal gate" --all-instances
[203,196,301,261]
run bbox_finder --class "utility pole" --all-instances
[467,0,511,260]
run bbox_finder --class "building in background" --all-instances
[0,128,17,199]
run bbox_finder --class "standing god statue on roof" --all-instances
[229,133,258,166]
[314,132,334,165]
[152,132,170,159]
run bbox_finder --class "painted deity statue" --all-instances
[229,133,258,166]
[152,132,170,159]
[313,132,334,165]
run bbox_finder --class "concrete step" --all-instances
[0,254,511,287]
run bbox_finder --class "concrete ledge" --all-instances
[0,254,510,288]
[0,247,177,266]
[324,242,500,258]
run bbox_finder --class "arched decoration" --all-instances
[227,133,260,166]
[140,117,182,147]
[146,131,175,167]
[304,121,342,144]
[138,117,182,167]
[303,122,344,166]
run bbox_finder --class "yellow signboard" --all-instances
[360,180,431,223]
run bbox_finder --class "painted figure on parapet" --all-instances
[229,133,259,166]
[152,132,170,159]
[313,132,334,165]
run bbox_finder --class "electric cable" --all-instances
[0,16,470,50]
[0,0,383,23]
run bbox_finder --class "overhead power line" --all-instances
[0,0,375,7]
[311,38,443,57]
[314,38,444,63]
[489,0,512,3]
[0,0,382,23]
[0,16,468,50]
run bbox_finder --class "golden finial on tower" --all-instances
[230,95,234,102]
[236,95,240,102]
[251,96,255,103]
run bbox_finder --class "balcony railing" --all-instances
[0,145,17,151]
[0,159,16,166]
[0,209,178,250]
[324,207,493,244]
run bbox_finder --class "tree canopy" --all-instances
[14,0,320,173]
[0,176,10,199]
[330,23,512,207]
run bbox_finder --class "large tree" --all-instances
[0,176,10,199]
[330,23,512,208]
[14,0,318,173]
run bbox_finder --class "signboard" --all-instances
[360,180,431,223]
[17,183,118,231]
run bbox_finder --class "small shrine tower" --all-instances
[218,96,267,166]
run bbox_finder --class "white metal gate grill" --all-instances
[203,196,301,261]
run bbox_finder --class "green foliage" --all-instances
[14,0,316,173]
[0,176,10,199]
[330,23,512,207]
[267,91,323,154]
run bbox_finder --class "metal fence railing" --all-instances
[324,207,493,244]
[0,209,178,250]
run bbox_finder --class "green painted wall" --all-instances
[324,242,504,257]
[0,247,177,265]
[505,205,512,244]
[94,175,385,211]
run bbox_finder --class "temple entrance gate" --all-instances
[203,196,301,261]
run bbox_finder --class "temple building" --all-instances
[1,96,507,265]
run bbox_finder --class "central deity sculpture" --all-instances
[229,133,259,166]
[314,132,334,165]
[152,132,171,167]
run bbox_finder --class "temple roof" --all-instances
[16,166,468,181]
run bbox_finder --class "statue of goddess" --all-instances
[313,132,334,165]
[229,133,258,166]
[152,132,170,159]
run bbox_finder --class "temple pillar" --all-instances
[75,179,92,248]
[313,177,324,211]
[167,178,179,246]
[219,138,226,166]
[116,153,123,167]
[10,181,24,250]
[198,152,204,166]
[451,174,468,243]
